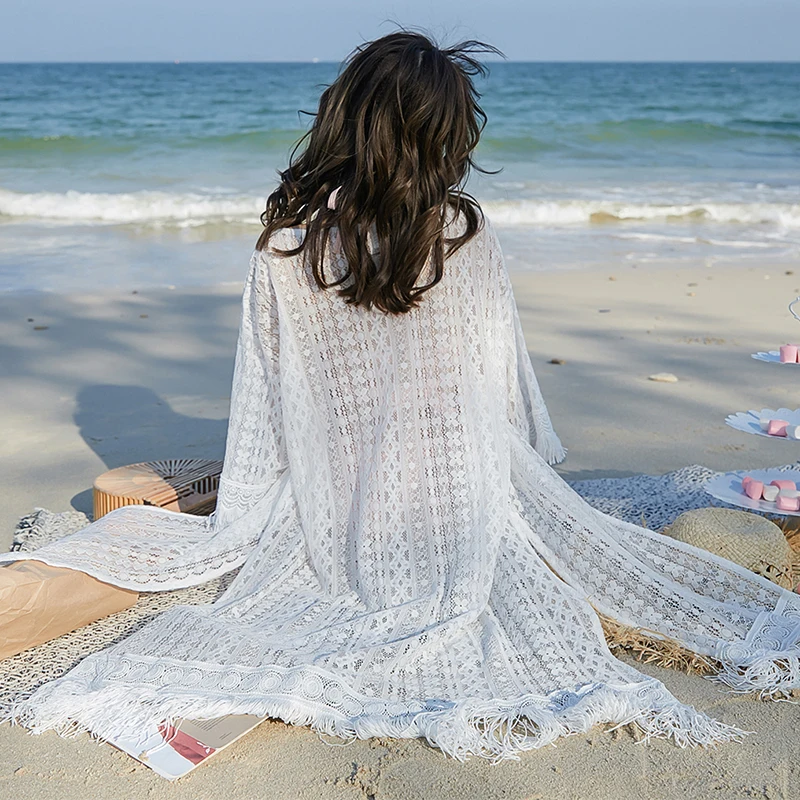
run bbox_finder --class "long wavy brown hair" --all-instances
[256,30,503,314]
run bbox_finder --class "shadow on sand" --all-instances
[70,384,229,517]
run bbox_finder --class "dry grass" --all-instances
[599,612,722,676]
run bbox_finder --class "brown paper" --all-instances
[0,560,139,661]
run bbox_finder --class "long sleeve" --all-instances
[485,217,567,466]
[211,249,289,530]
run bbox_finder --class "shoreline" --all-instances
[1,216,797,294]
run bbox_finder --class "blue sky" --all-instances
[3,0,799,62]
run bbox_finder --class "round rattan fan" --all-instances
[93,458,223,520]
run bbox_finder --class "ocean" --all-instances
[0,61,798,292]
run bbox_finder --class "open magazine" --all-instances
[109,714,268,780]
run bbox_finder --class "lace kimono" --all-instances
[3,213,800,762]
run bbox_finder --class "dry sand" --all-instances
[1,257,800,798]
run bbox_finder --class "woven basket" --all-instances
[93,459,223,520]
[663,507,794,589]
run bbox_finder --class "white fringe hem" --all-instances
[711,650,800,699]
[536,429,567,467]
[4,676,746,765]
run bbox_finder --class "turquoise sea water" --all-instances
[0,62,798,291]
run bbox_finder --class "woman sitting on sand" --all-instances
[3,31,800,762]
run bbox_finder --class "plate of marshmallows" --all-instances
[752,344,800,364]
[753,299,800,364]
[705,469,800,516]
[725,408,800,440]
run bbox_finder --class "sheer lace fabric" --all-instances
[3,214,800,761]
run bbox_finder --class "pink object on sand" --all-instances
[744,480,764,500]
[767,419,789,436]
[780,345,799,363]
[770,479,797,491]
[777,495,800,512]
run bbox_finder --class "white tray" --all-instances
[725,408,800,439]
[705,468,800,517]
[751,351,800,365]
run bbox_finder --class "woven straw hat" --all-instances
[662,507,794,590]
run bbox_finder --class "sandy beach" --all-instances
[2,256,800,798]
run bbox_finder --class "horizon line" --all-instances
[1,59,798,65]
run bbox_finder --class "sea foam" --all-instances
[482,199,800,228]
[1,187,799,231]
[0,188,263,227]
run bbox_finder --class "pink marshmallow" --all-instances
[780,345,799,363]
[767,419,789,436]
[742,475,754,489]
[770,479,797,491]
[744,480,764,499]
[777,495,800,512]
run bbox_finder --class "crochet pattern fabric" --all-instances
[3,214,800,761]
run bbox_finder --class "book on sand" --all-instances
[109,714,267,780]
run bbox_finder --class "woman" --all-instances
[3,31,799,763]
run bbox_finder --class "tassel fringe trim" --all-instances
[536,428,567,467]
[710,649,800,700]
[3,675,746,765]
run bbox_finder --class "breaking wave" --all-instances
[1,187,799,231]
[0,188,263,227]
[482,199,800,228]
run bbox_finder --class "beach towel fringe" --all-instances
[3,675,745,764]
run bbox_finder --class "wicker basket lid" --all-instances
[663,507,794,589]
[93,458,222,519]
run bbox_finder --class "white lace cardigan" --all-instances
[3,213,800,762]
